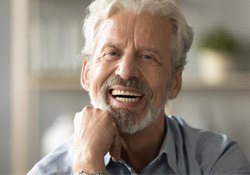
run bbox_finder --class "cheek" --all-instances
[88,63,113,94]
[147,71,172,106]
[151,80,169,106]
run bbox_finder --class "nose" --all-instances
[115,53,140,80]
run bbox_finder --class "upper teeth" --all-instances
[111,90,142,97]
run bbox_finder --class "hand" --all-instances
[72,105,121,173]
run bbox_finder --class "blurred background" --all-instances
[1,0,250,174]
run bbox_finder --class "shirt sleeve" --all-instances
[27,137,73,175]
[27,164,47,175]
[209,142,250,174]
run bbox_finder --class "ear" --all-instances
[81,59,91,91]
[168,70,182,100]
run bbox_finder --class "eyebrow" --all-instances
[100,40,166,60]
[102,42,124,50]
[104,42,161,53]
[137,46,164,60]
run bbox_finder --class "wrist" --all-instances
[72,153,106,174]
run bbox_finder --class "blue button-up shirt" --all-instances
[28,116,250,175]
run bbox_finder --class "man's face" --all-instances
[82,10,182,133]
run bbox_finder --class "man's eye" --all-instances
[100,51,121,61]
[141,54,161,66]
[142,55,153,60]
[107,51,121,57]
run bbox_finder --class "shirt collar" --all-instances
[158,116,177,172]
[104,153,111,166]
[104,116,177,172]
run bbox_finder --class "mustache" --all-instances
[100,76,153,99]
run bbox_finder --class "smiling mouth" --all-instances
[110,89,143,103]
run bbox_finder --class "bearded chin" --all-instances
[89,91,166,134]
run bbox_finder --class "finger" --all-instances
[73,105,92,133]
[73,112,82,137]
[110,132,121,162]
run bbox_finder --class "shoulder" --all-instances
[167,116,231,148]
[167,116,250,174]
[27,137,73,175]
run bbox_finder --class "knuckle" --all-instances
[83,105,92,112]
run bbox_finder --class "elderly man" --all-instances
[28,0,250,174]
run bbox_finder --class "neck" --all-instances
[119,113,166,173]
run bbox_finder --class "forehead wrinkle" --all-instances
[96,20,125,53]
[101,11,138,53]
[133,16,169,62]
[134,12,173,56]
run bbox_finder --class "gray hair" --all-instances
[82,0,193,70]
